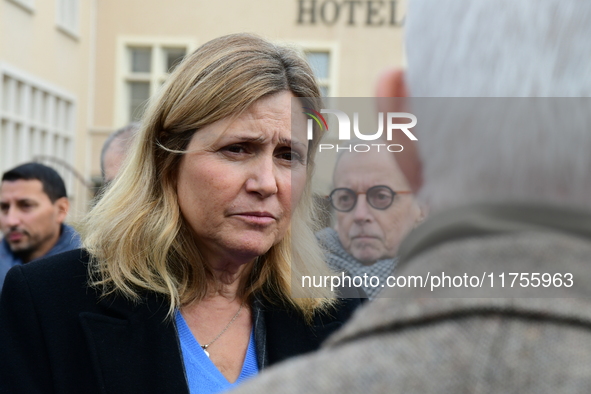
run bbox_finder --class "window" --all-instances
[305,51,331,97]
[0,63,76,183]
[6,0,35,13]
[117,39,194,124]
[126,45,187,121]
[297,42,338,97]
[56,0,79,37]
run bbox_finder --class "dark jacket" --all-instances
[0,223,81,294]
[0,249,361,394]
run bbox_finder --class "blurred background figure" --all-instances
[318,147,423,299]
[0,163,81,293]
[231,0,591,393]
[100,123,140,184]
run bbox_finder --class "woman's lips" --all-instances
[232,212,277,225]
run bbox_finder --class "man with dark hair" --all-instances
[0,163,81,292]
[101,123,139,183]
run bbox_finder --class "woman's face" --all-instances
[176,91,309,266]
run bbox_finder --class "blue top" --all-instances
[0,224,81,294]
[175,310,259,394]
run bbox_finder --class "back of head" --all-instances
[404,0,591,212]
[101,123,140,182]
[2,162,67,202]
[406,0,591,97]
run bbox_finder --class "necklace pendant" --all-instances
[201,344,210,358]
[197,303,243,360]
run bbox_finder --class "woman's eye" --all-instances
[223,144,246,154]
[277,151,304,163]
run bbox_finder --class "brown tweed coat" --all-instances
[232,203,591,393]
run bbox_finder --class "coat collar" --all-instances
[398,202,591,266]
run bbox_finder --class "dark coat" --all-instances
[0,249,361,394]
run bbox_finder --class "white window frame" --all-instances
[292,41,340,97]
[55,0,80,39]
[6,0,35,13]
[114,37,197,126]
[0,62,77,187]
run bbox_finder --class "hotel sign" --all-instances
[297,0,403,27]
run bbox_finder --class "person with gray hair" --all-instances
[231,1,591,393]
[100,122,140,184]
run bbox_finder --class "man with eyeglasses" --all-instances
[317,147,423,299]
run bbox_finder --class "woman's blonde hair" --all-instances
[82,33,336,320]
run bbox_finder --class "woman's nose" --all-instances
[245,156,279,198]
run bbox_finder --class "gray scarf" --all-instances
[316,228,397,300]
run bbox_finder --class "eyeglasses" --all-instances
[328,185,412,212]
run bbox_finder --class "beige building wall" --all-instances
[0,0,95,220]
[1,0,407,222]
[89,0,407,183]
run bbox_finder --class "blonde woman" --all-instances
[0,34,362,394]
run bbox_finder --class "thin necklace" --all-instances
[201,303,244,358]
